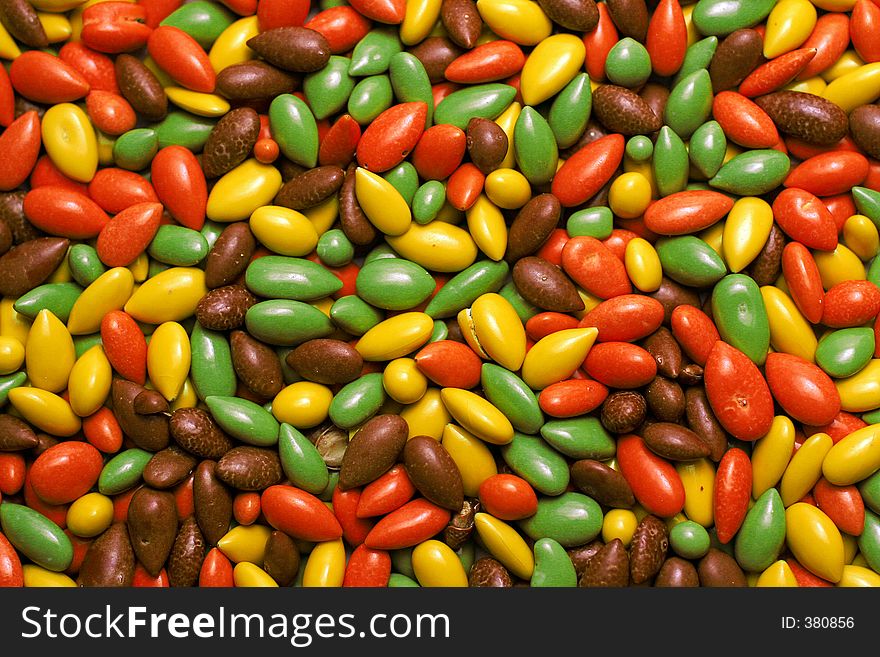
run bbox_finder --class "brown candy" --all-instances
[570,459,635,508]
[645,376,686,422]
[143,446,197,490]
[685,387,728,462]
[629,515,668,584]
[170,407,235,460]
[403,435,464,512]
[468,557,513,587]
[275,165,345,210]
[168,517,206,587]
[215,61,299,101]
[600,390,647,434]
[678,363,704,386]
[512,256,585,313]
[246,27,332,73]
[115,54,167,121]
[127,487,178,577]
[605,0,648,41]
[755,90,848,146]
[655,557,700,587]
[560,119,609,159]
[709,29,764,93]
[79,523,135,587]
[339,163,378,246]
[30,432,58,458]
[338,414,408,489]
[409,37,463,84]
[566,540,603,580]
[535,0,598,31]
[111,379,170,452]
[201,108,262,179]
[216,446,283,491]
[643,327,682,379]
[195,285,256,331]
[444,498,478,550]
[0,237,69,298]
[593,85,662,136]
[0,191,40,244]
[133,389,170,415]
[440,0,482,49]
[579,538,629,587]
[230,330,285,399]
[850,104,880,160]
[745,223,785,287]
[639,83,669,130]
[466,117,509,175]
[193,460,232,546]
[0,0,47,48]
[287,338,364,385]
[505,193,561,263]
[649,276,701,324]
[204,222,257,289]
[642,422,710,461]
[698,547,747,587]
[0,414,38,451]
[263,530,301,586]
[0,219,11,257]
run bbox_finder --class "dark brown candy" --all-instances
[698,547,747,587]
[195,285,256,331]
[338,414,408,489]
[441,0,482,49]
[600,390,647,434]
[605,0,648,41]
[204,222,257,289]
[567,540,603,581]
[468,557,513,587]
[593,85,662,136]
[409,37,463,84]
[654,557,700,587]
[444,498,478,550]
[709,29,764,93]
[560,119,609,159]
[536,0,598,31]
[0,0,47,48]
[755,90,848,146]
[201,108,262,179]
[276,157,307,182]
[308,423,348,469]
[579,538,629,587]
[112,379,170,452]
[678,363,704,387]
[275,165,345,210]
[193,460,232,546]
[570,459,635,508]
[127,487,178,577]
[143,446,197,489]
[230,330,285,399]
[30,432,58,458]
[0,237,69,297]
[645,376,686,422]
[339,163,378,246]
[79,523,135,587]
[215,61,298,101]
[287,338,364,385]
[216,446,282,491]
[643,327,682,379]
[639,83,670,130]
[685,387,728,462]
[168,517,206,587]
[170,408,235,460]
[512,256,584,313]
[133,389,170,415]
[0,191,40,244]
[246,27,332,73]
[505,193,561,263]
[629,515,668,584]
[116,54,167,121]
[466,117,509,175]
[850,104,880,160]
[649,276,701,324]
[642,422,709,461]
[263,530,301,586]
[745,223,785,287]
[403,435,464,512]
[0,219,11,257]
[0,414,37,451]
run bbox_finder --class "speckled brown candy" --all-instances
[409,37,463,84]
[112,379,170,452]
[567,540,603,580]
[755,90,848,146]
[0,191,40,244]
[850,105,880,160]
[605,0,647,41]
[216,446,282,491]
[195,285,256,331]
[643,327,682,379]
[698,547,746,587]
[536,0,598,31]
[287,338,364,385]
[263,530,300,586]
[215,61,299,101]
[642,422,709,461]
[512,256,585,313]
[127,487,178,577]
[79,523,135,587]
[466,117,509,175]
[505,193,560,263]
[579,538,629,587]
[338,414,408,489]
[134,389,170,415]
[444,497,478,550]
[649,276,701,324]
[170,407,235,459]
[201,107,261,179]
[655,557,699,587]
[204,222,257,289]
[600,390,647,434]
[593,85,661,136]
[570,459,635,508]
[0,0,47,48]
[684,387,728,462]
[441,0,482,49]
[709,29,764,93]
[144,446,197,489]
[116,54,167,122]
[247,27,332,73]
[0,414,37,451]
[629,514,668,584]
[339,163,378,246]
[275,165,345,210]
[193,460,232,546]
[468,557,513,587]
[745,223,785,287]
[403,435,464,512]
[230,330,284,399]
[645,377,686,422]
[168,517,206,587]
[0,237,69,298]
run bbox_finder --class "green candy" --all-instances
[0,503,73,572]
[73,334,103,359]
[519,492,603,547]
[349,27,402,76]
[481,363,544,435]
[669,520,711,559]
[514,106,558,186]
[190,322,236,401]
[653,125,689,197]
[672,36,718,87]
[859,510,880,573]
[270,94,319,168]
[0,372,26,407]
[434,83,517,129]
[861,408,880,425]
[499,280,539,322]
[815,328,875,379]
[113,128,158,171]
[205,395,280,446]
[412,180,446,224]
[531,538,577,587]
[501,433,570,496]
[859,471,880,514]
[664,69,713,140]
[278,423,330,495]
[625,135,653,162]
[389,52,434,127]
[245,256,342,301]
[604,37,652,88]
[540,417,615,460]
[382,161,419,205]
[245,300,335,346]
[348,74,393,125]
[656,236,727,287]
[148,225,209,266]
[711,274,770,365]
[734,488,785,572]
[147,260,170,279]
[392,547,415,579]
[430,319,448,342]
[388,573,420,587]
[710,149,790,195]
[869,254,880,288]
[201,220,225,250]
[329,295,383,336]
[13,282,82,322]
[853,186,880,229]
[160,0,234,49]
[98,448,153,495]
[328,372,386,429]
[363,243,399,264]
[304,56,356,119]
[689,120,727,179]
[549,73,591,149]
[316,228,355,267]
[356,258,435,310]
[68,244,106,287]
[318,471,339,502]
[567,206,613,239]
[457,541,475,573]
[155,112,215,151]
[692,0,777,36]
[424,260,509,318]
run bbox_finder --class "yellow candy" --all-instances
[608,171,652,219]
[37,12,71,42]
[601,509,638,546]
[784,75,827,95]
[272,382,333,429]
[147,321,191,402]
[813,243,866,289]
[304,196,338,237]
[476,0,552,46]
[676,458,715,527]
[823,62,880,111]
[400,388,451,440]
[465,292,526,371]
[233,562,278,587]
[217,525,272,564]
[623,156,659,198]
[31,0,86,10]
[822,422,880,485]
[0,21,20,59]
[474,512,534,579]
[441,423,497,496]
[355,167,412,236]
[779,432,833,506]
[520,327,597,390]
[206,159,282,222]
[484,168,532,209]
[682,3,700,47]
[41,103,97,183]
[356,312,433,361]
[810,0,856,10]
[763,0,816,58]
[209,16,259,73]
[624,237,662,293]
[835,360,880,413]
[386,221,478,272]
[785,502,845,582]
[0,336,24,374]
[47,254,72,284]
[302,538,345,587]
[466,195,508,261]
[842,215,880,261]
[435,200,464,224]
[248,205,318,256]
[412,539,468,587]
[25,309,75,393]
[382,357,428,405]
[170,377,199,411]
[8,387,81,436]
[0,298,31,345]
[760,286,817,362]
[128,252,150,282]
[66,492,114,538]
[837,565,880,587]
[520,33,585,106]
[494,102,521,169]
[755,560,799,587]
[400,0,441,45]
[751,416,796,499]
[95,129,115,166]
[165,87,230,117]
[68,345,112,417]
[22,565,77,588]
[124,267,208,323]
[843,531,858,563]
[440,387,514,445]
[723,197,773,273]
[67,267,134,335]
[143,56,174,88]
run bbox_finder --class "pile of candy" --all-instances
[1,0,880,588]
